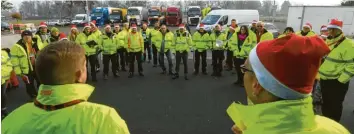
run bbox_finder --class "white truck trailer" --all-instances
[287,6,354,36]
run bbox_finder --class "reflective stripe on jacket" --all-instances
[227,97,350,134]
[319,34,354,83]
[75,33,98,56]
[34,34,50,50]
[209,31,227,50]
[115,30,129,49]
[174,30,192,53]
[231,33,255,58]
[1,84,130,134]
[10,41,33,75]
[1,50,12,84]
[153,30,175,53]
[192,31,210,52]
[99,33,117,55]
[126,32,144,53]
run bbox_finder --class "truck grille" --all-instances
[190,18,199,24]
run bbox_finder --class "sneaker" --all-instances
[113,73,120,78]
[172,74,179,79]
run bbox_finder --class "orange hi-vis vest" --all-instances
[127,32,144,52]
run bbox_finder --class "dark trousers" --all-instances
[212,50,224,75]
[25,73,38,99]
[152,44,158,65]
[143,42,152,61]
[129,52,143,73]
[320,79,349,122]
[194,50,207,73]
[117,48,127,70]
[175,51,188,74]
[1,83,7,110]
[86,55,98,80]
[96,51,101,69]
[159,50,173,72]
[234,58,245,83]
[226,50,234,70]
[103,54,118,75]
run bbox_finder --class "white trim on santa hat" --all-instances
[303,25,311,30]
[59,38,68,41]
[179,25,185,29]
[327,24,342,30]
[71,27,77,30]
[321,27,327,31]
[248,45,311,100]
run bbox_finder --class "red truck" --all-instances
[166,6,182,26]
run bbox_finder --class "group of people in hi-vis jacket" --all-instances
[1,17,353,134]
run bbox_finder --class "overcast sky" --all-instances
[11,0,342,9]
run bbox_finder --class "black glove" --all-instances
[86,40,98,47]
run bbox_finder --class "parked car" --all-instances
[57,19,71,26]
[1,22,10,31]
[47,20,60,26]
[24,23,37,33]
[238,22,280,39]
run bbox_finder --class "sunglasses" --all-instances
[257,26,263,28]
[240,65,253,74]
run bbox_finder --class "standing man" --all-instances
[192,23,210,75]
[115,23,129,72]
[296,22,316,37]
[150,22,161,67]
[90,20,102,72]
[250,20,257,33]
[99,25,119,80]
[210,24,227,78]
[254,21,273,43]
[225,24,237,71]
[33,22,50,50]
[153,24,175,75]
[141,23,152,63]
[75,24,99,82]
[173,24,192,80]
[319,19,354,122]
[49,27,60,42]
[225,19,240,33]
[126,24,144,78]
[69,25,79,42]
[11,30,39,100]
[1,48,12,119]
[2,41,130,134]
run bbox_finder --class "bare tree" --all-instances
[341,0,354,6]
[1,0,13,10]
[280,0,291,15]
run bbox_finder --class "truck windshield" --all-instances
[201,15,220,25]
[92,12,103,17]
[167,12,178,16]
[149,10,160,16]
[188,8,201,15]
[110,15,120,20]
[128,9,140,15]
[74,16,85,20]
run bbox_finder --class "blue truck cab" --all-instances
[91,7,110,26]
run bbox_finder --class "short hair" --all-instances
[283,27,294,34]
[256,21,265,26]
[231,19,236,22]
[36,41,86,85]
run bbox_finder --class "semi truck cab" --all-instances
[187,6,201,26]
[166,7,182,26]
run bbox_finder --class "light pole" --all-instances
[86,0,91,22]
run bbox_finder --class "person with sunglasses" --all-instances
[228,34,350,134]
[295,22,317,37]
[253,21,273,43]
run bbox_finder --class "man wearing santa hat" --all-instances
[192,23,210,75]
[210,24,227,78]
[69,25,79,41]
[98,25,120,80]
[75,23,99,82]
[90,20,102,73]
[228,34,350,134]
[319,19,354,122]
[33,21,50,50]
[126,24,144,78]
[225,24,238,71]
[295,22,316,37]
[115,23,130,72]
[319,25,329,41]
[172,24,193,80]
[250,20,257,33]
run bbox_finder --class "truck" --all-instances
[187,6,202,26]
[287,6,354,36]
[197,10,259,32]
[127,7,148,26]
[166,6,182,26]
[109,8,127,24]
[71,14,89,26]
[148,6,166,26]
[91,7,110,26]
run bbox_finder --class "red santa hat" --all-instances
[83,23,91,30]
[252,20,257,24]
[327,19,343,30]
[199,23,205,29]
[179,23,185,29]
[131,24,137,29]
[90,20,96,27]
[59,32,68,41]
[248,34,330,99]
[303,22,312,30]
[320,25,327,31]
[105,24,111,29]
[39,21,47,28]
[71,25,77,30]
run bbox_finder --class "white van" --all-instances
[71,14,89,26]
[196,10,259,32]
